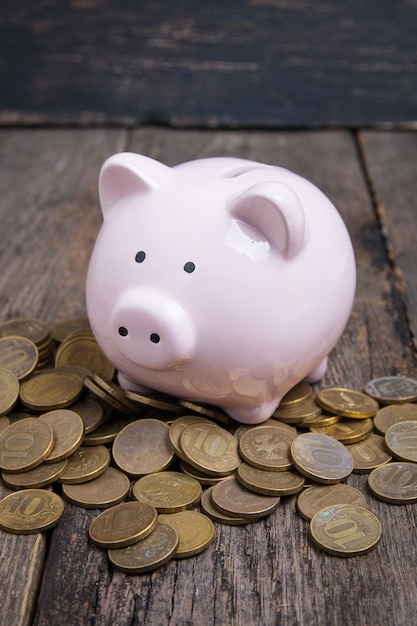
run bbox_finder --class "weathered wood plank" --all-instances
[359,131,417,351]
[1,2,417,127]
[22,128,417,626]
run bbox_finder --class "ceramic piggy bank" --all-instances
[86,153,356,424]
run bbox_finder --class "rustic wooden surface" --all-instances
[1,1,417,127]
[0,127,417,626]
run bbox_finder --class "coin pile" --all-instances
[0,318,416,568]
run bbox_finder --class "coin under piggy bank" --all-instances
[86,153,356,424]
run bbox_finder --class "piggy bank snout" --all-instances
[109,289,195,370]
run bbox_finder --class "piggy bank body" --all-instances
[86,153,356,424]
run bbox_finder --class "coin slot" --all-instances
[150,333,160,344]
[118,327,128,337]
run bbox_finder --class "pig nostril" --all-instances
[150,333,160,344]
[118,327,128,336]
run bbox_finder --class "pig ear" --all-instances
[228,182,306,258]
[99,152,172,216]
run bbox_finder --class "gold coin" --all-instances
[290,433,354,484]
[317,388,379,419]
[231,419,296,440]
[210,476,280,520]
[365,376,417,404]
[178,400,232,426]
[310,504,382,557]
[19,370,83,410]
[0,489,65,534]
[279,381,312,407]
[373,403,417,435]
[384,420,417,463]
[39,409,84,462]
[112,419,174,477]
[158,510,215,558]
[125,389,182,414]
[0,416,10,434]
[238,424,296,471]
[0,335,39,380]
[0,317,50,346]
[237,463,305,496]
[180,422,241,477]
[169,415,214,460]
[50,317,91,343]
[82,415,128,446]
[132,471,202,513]
[346,433,392,473]
[309,418,374,444]
[200,486,249,525]
[0,367,19,416]
[368,461,417,504]
[62,467,130,508]
[89,500,158,548]
[179,461,232,486]
[58,445,110,484]
[272,396,322,424]
[55,334,115,379]
[2,459,68,489]
[296,483,368,521]
[301,413,342,428]
[0,418,55,472]
[70,396,104,434]
[91,374,139,415]
[108,522,179,573]
[84,376,137,417]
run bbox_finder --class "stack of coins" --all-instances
[0,318,416,566]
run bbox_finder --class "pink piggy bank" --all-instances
[86,153,356,424]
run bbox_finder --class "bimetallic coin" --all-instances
[309,418,374,444]
[55,334,115,379]
[310,504,382,557]
[317,388,379,419]
[200,486,249,525]
[58,445,110,484]
[211,476,280,520]
[346,434,392,473]
[82,415,128,446]
[384,420,417,462]
[290,433,354,484]
[0,418,55,472]
[158,510,215,558]
[89,501,158,548]
[40,409,84,462]
[0,489,65,534]
[180,422,241,476]
[169,415,214,461]
[279,381,312,407]
[108,522,179,573]
[296,483,368,521]
[365,376,417,404]
[0,367,19,416]
[373,403,417,435]
[368,462,417,504]
[2,459,68,489]
[113,419,174,477]
[132,471,202,513]
[238,424,296,471]
[19,370,83,410]
[237,463,305,496]
[0,335,39,380]
[62,467,130,508]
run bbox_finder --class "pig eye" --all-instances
[183,262,195,273]
[135,251,146,263]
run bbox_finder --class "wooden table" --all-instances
[1,127,416,626]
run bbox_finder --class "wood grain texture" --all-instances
[1,1,417,127]
[0,128,416,626]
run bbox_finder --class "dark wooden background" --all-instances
[1,0,417,128]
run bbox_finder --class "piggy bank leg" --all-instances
[117,372,152,394]
[226,399,280,425]
[304,357,328,383]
